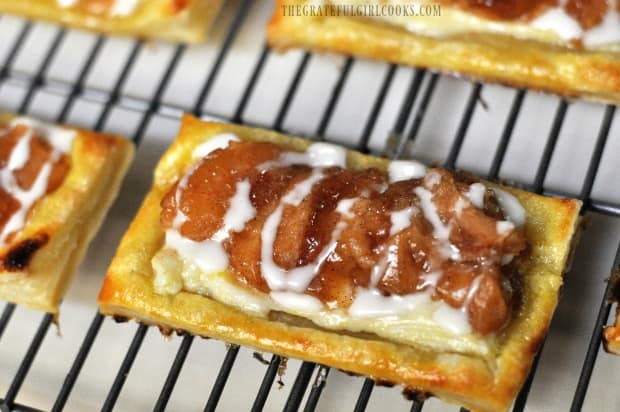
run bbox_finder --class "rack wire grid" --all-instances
[0,1,619,411]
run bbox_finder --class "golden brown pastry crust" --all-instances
[267,0,620,105]
[0,0,223,43]
[604,267,620,354]
[0,114,134,314]
[99,114,581,412]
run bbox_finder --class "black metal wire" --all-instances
[191,0,252,117]
[488,89,525,179]
[444,82,482,171]
[51,312,105,412]
[251,355,282,412]
[2,313,53,409]
[316,57,353,138]
[133,44,187,145]
[571,243,620,412]
[204,345,241,412]
[0,303,15,342]
[0,400,43,412]
[101,324,149,412]
[579,105,616,204]
[97,8,256,410]
[33,29,153,412]
[404,72,439,145]
[511,99,570,412]
[568,105,618,412]
[357,64,397,152]
[16,28,66,115]
[273,52,310,132]
[283,362,316,412]
[56,36,105,123]
[353,379,375,412]
[389,69,426,158]
[0,23,82,411]
[410,400,424,412]
[93,41,142,132]
[392,69,426,137]
[302,366,329,412]
[531,99,568,193]
[152,335,194,412]
[0,22,32,80]
[231,45,270,124]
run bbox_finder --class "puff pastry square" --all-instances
[268,0,620,105]
[0,0,223,43]
[0,115,134,314]
[99,114,581,412]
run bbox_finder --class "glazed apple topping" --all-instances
[158,137,528,336]
[0,118,74,247]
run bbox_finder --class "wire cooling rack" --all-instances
[0,1,619,411]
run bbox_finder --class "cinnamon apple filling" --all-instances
[0,118,74,247]
[152,136,529,357]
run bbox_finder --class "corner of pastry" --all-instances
[0,114,134,314]
[99,114,581,412]
[603,265,620,355]
[267,0,620,105]
[0,0,224,43]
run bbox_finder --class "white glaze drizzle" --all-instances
[420,271,441,289]
[531,6,584,41]
[0,118,76,246]
[454,197,466,217]
[171,165,193,229]
[164,229,229,272]
[501,254,515,265]
[165,134,246,271]
[270,291,324,313]
[369,244,398,286]
[212,179,255,242]
[192,133,239,160]
[491,188,526,226]
[414,186,450,239]
[530,0,620,46]
[496,220,515,235]
[465,183,486,209]
[261,185,358,294]
[56,0,78,8]
[10,117,76,153]
[433,274,483,334]
[259,142,347,170]
[110,0,140,16]
[348,288,431,318]
[432,303,471,335]
[584,5,620,47]
[388,160,427,183]
[172,133,242,230]
[255,143,357,296]
[413,173,461,261]
[260,171,326,292]
[389,206,418,236]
